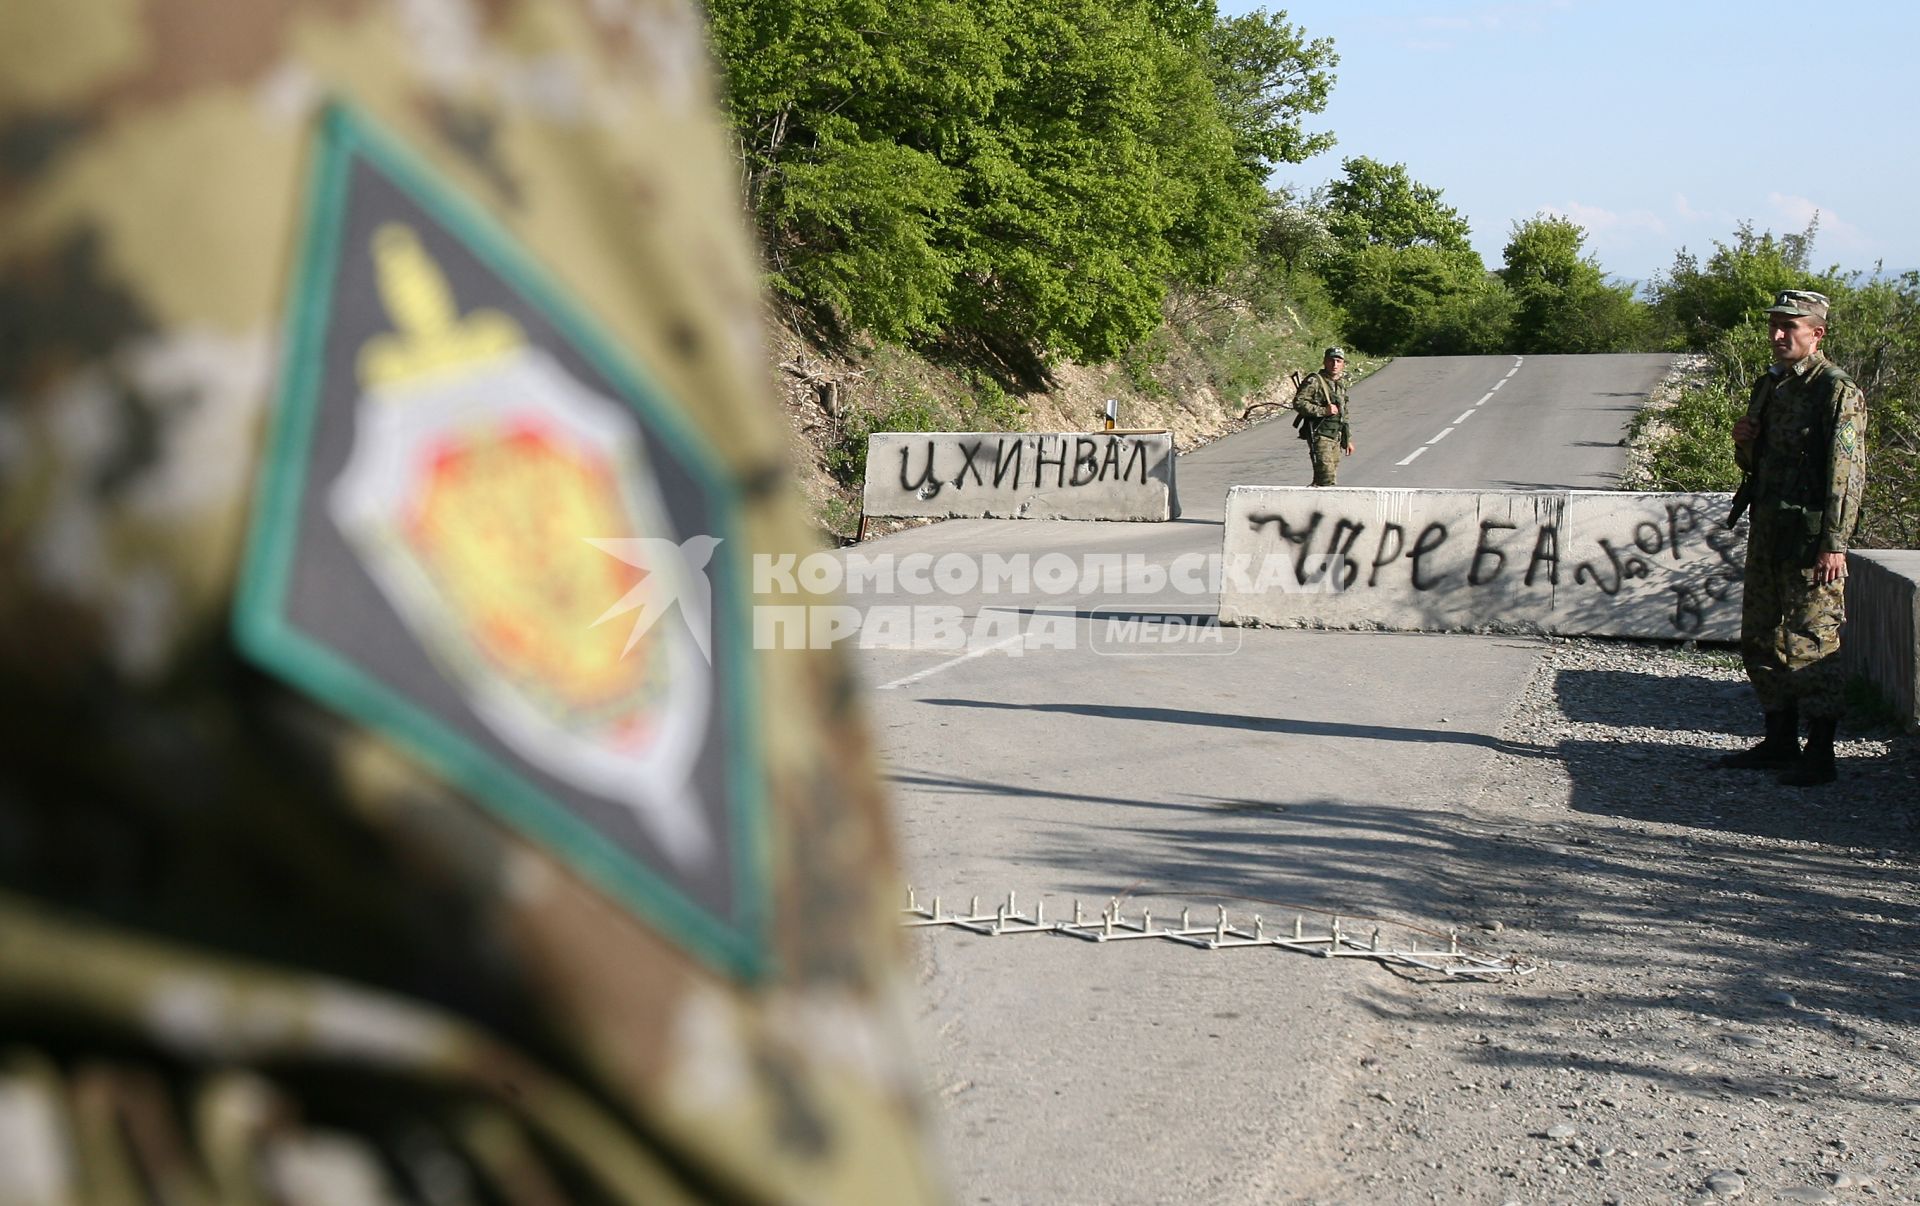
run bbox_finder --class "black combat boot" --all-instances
[1780,716,1838,787]
[1716,705,1800,769]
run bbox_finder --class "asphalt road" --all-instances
[844,353,1677,1203]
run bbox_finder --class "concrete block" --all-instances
[863,431,1179,521]
[1219,486,1746,640]
[1843,550,1920,731]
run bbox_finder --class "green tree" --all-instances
[1257,184,1335,277]
[942,0,1259,360]
[1337,242,1502,354]
[1500,214,1648,353]
[708,0,999,341]
[1648,219,1824,349]
[1203,8,1338,174]
[1318,158,1488,353]
[1321,156,1472,255]
[707,0,1335,362]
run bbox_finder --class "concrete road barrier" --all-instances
[1843,550,1920,731]
[1219,486,1745,640]
[863,431,1179,521]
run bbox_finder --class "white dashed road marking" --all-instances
[1394,357,1526,471]
[878,629,1028,691]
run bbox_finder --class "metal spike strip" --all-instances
[902,887,1533,979]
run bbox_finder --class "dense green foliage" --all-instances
[1500,216,1647,354]
[1648,221,1823,348]
[706,0,1336,360]
[1311,157,1525,355]
[1633,229,1918,549]
[706,4,1913,555]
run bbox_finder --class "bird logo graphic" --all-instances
[585,535,722,665]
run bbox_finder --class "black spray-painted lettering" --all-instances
[1267,511,1325,584]
[1633,520,1665,556]
[1574,539,1652,596]
[1100,438,1125,482]
[1034,438,1068,489]
[1469,520,1519,586]
[1705,522,1746,574]
[1120,439,1148,485]
[1525,525,1560,586]
[1070,437,1100,486]
[953,440,988,489]
[1324,518,1366,589]
[992,439,1023,488]
[1408,522,1450,591]
[899,441,941,498]
[1369,523,1406,587]
[1665,504,1697,562]
[1670,567,1741,634]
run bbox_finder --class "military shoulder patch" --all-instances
[236,105,766,979]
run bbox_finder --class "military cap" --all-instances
[1766,290,1830,322]
[1324,346,1347,361]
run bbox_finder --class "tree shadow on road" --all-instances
[894,657,1920,1121]
[916,697,1550,755]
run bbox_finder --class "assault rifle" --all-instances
[1238,370,1307,422]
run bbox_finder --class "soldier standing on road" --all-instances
[1719,290,1868,787]
[1293,346,1355,486]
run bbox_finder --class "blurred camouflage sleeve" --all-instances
[0,1,940,1201]
[1822,377,1867,553]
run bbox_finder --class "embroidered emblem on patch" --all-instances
[236,106,765,978]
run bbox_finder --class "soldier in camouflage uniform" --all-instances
[0,2,939,1201]
[1718,290,1868,787]
[1292,346,1354,486]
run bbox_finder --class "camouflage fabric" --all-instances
[1308,434,1343,487]
[1734,351,1869,717]
[1293,370,1348,486]
[1739,516,1849,715]
[1292,370,1350,446]
[0,3,938,1203]
[1736,352,1868,562]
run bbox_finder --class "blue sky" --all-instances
[1218,1,1920,287]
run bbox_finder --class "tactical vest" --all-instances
[1744,355,1855,556]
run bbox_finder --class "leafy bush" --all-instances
[1629,255,1918,550]
[1501,215,1649,353]
[822,391,944,486]
[1648,220,1826,350]
[708,0,1338,362]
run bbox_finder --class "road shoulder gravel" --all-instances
[1297,637,1920,1205]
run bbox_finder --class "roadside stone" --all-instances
[1768,991,1799,1008]
[1545,1123,1577,1140]
[1705,1169,1747,1196]
[1774,1188,1835,1204]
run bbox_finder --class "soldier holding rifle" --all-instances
[1293,346,1356,486]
